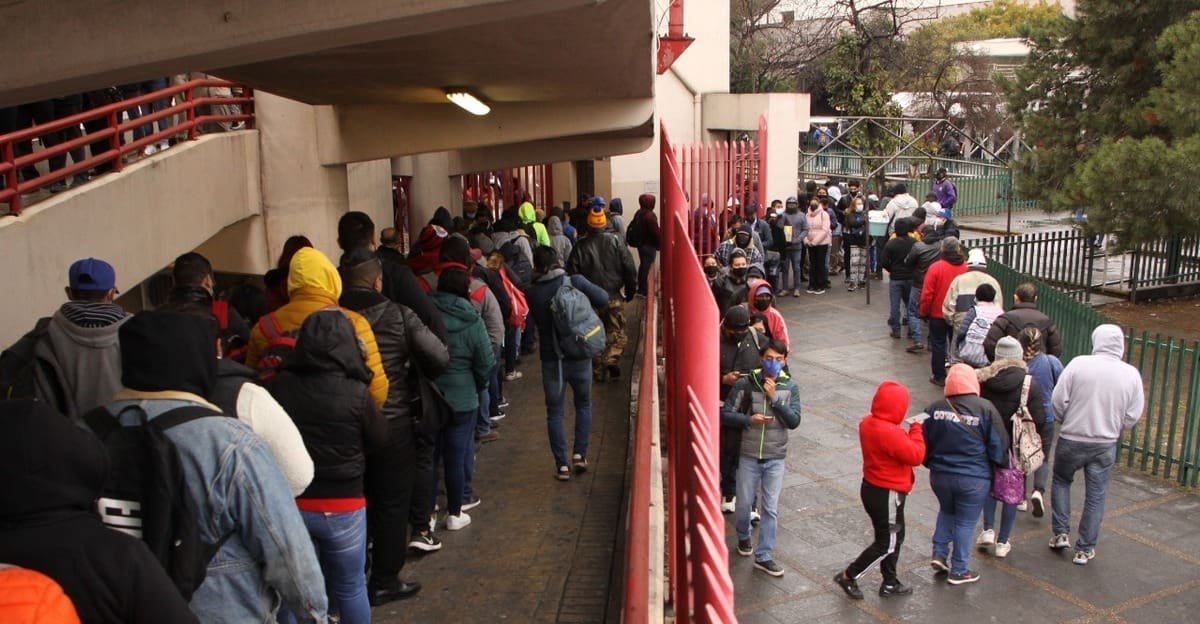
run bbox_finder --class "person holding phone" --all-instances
[721,340,802,577]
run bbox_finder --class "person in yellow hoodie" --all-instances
[518,200,552,248]
[246,247,388,406]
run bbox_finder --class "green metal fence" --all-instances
[984,260,1200,486]
[966,231,1098,302]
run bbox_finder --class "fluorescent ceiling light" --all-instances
[445,89,490,116]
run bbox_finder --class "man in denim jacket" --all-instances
[95,311,328,623]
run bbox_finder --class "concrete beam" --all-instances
[0,0,593,106]
[316,98,656,165]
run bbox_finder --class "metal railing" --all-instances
[675,116,766,258]
[660,122,736,622]
[623,270,658,623]
[460,164,553,220]
[986,259,1200,487]
[1,78,254,215]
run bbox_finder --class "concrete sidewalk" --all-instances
[727,281,1200,623]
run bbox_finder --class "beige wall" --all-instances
[0,132,261,347]
[703,92,809,202]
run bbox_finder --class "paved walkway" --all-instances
[728,281,1200,623]
[370,303,641,624]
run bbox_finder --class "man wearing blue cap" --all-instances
[30,257,130,420]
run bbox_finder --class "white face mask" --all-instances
[854,203,864,212]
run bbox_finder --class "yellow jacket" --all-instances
[246,247,389,406]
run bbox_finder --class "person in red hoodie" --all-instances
[835,381,926,600]
[918,236,967,386]
[747,280,790,352]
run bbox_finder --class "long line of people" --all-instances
[0,190,658,622]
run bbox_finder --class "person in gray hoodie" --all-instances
[547,215,574,265]
[777,196,810,296]
[1049,324,1144,565]
[32,258,130,421]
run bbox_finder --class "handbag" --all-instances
[991,450,1026,505]
[413,372,453,437]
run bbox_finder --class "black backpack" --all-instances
[499,240,533,289]
[83,405,230,601]
[626,212,646,247]
[0,317,56,402]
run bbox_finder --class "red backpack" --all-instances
[498,265,529,328]
[254,313,297,381]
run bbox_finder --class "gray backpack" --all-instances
[550,276,606,360]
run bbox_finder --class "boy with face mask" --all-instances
[747,281,790,352]
[711,251,751,318]
[721,340,802,577]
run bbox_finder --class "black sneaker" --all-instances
[407,531,442,552]
[834,572,863,600]
[607,364,622,379]
[929,376,945,387]
[947,570,980,585]
[879,581,912,597]
[754,559,784,577]
[930,555,949,574]
[736,538,752,556]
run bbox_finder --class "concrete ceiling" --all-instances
[214,0,654,105]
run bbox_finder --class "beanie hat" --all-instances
[120,310,217,398]
[967,248,987,267]
[588,206,608,229]
[995,336,1023,361]
[944,363,980,397]
[592,196,607,210]
[723,304,751,329]
[638,193,656,211]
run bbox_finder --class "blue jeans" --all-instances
[477,388,492,438]
[299,508,369,624]
[929,471,989,575]
[735,456,785,562]
[1052,438,1117,552]
[907,286,924,342]
[542,358,593,468]
[781,248,804,292]
[981,498,1017,543]
[888,279,912,335]
[929,318,952,382]
[433,410,476,515]
[1032,421,1057,492]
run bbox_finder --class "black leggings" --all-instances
[845,480,906,583]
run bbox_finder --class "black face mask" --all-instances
[731,267,749,280]
[754,297,772,311]
[735,234,751,248]
[785,205,798,214]
[703,265,720,278]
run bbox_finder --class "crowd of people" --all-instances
[0,75,241,197]
[709,179,1145,599]
[0,192,660,623]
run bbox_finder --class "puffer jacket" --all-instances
[719,326,766,400]
[431,292,497,412]
[266,311,388,500]
[977,359,1047,433]
[942,268,1003,330]
[920,366,1007,480]
[246,247,389,406]
[903,238,942,288]
[984,302,1063,360]
[804,206,832,246]
[518,201,551,247]
[0,565,80,624]
[566,228,637,298]
[340,287,450,424]
[720,369,802,460]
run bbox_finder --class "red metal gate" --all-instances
[674,117,767,257]
[460,164,553,220]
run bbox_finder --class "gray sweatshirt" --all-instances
[1052,324,1144,444]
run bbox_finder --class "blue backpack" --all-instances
[550,276,606,360]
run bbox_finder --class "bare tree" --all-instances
[729,1,840,93]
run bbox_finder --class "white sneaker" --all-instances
[976,529,996,551]
[994,541,1012,558]
[1049,533,1071,550]
[504,370,523,381]
[461,496,482,512]
[750,509,761,524]
[429,512,438,533]
[142,144,158,157]
[1016,499,1028,512]
[156,140,170,152]
[1030,490,1045,518]
[445,512,472,531]
[721,497,735,514]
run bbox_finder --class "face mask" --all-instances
[704,265,720,277]
[735,234,751,248]
[731,267,749,280]
[775,207,785,216]
[855,203,864,212]
[762,359,784,377]
[753,297,771,311]
[786,204,798,213]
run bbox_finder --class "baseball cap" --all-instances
[723,304,751,329]
[68,258,116,292]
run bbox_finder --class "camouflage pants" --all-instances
[595,298,627,370]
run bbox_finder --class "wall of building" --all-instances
[0,132,261,346]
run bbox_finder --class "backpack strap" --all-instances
[257,313,283,341]
[81,406,120,439]
[211,301,229,330]
[152,405,224,430]
[1018,375,1032,413]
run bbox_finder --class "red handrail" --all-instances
[0,78,254,216]
[623,268,657,623]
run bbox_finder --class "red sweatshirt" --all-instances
[918,256,967,319]
[860,381,926,493]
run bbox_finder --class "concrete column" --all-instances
[551,162,578,212]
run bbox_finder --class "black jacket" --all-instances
[472,264,512,330]
[375,245,448,343]
[340,287,450,425]
[977,361,1048,434]
[984,302,1063,360]
[881,236,917,280]
[719,327,766,401]
[904,239,943,288]
[210,357,257,416]
[0,400,198,624]
[711,274,749,319]
[266,311,388,499]
[566,229,637,298]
